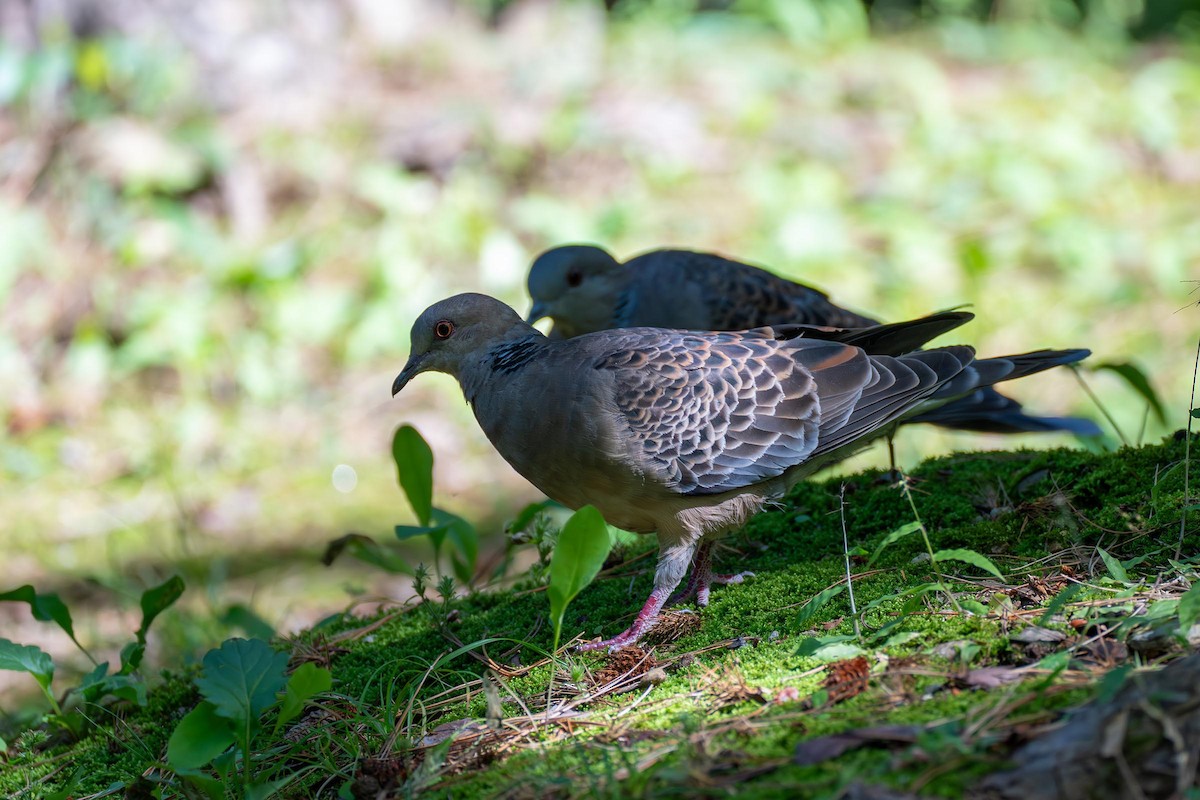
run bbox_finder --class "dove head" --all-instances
[392,293,530,395]
[525,245,624,338]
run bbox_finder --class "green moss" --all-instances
[3,436,1194,797]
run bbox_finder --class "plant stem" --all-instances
[899,474,961,613]
[1071,366,1127,447]
[1180,334,1199,560]
[838,484,860,638]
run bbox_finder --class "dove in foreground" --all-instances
[526,245,1101,438]
[393,293,1090,651]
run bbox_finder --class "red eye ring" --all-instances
[434,320,455,340]
[566,269,582,288]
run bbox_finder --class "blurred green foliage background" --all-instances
[1,0,1196,704]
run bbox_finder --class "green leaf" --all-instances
[795,584,846,629]
[862,582,941,614]
[394,524,439,541]
[547,506,612,651]
[1037,583,1082,627]
[0,638,54,692]
[136,575,185,646]
[867,522,922,567]
[1095,664,1133,704]
[79,664,146,706]
[959,599,988,616]
[1035,650,1071,681]
[1097,547,1130,583]
[393,425,434,526]
[322,533,413,575]
[932,549,1004,580]
[1178,583,1200,635]
[40,769,85,800]
[167,701,236,771]
[0,586,78,649]
[246,777,299,800]
[177,774,225,800]
[194,638,289,728]
[795,634,858,658]
[1094,362,1167,426]
[444,512,478,575]
[506,500,559,534]
[399,510,478,558]
[1191,408,1199,419]
[275,663,332,733]
[118,642,145,675]
[220,604,276,640]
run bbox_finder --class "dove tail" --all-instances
[929,348,1090,400]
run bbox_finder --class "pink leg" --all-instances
[667,540,714,606]
[574,587,671,652]
[668,540,754,608]
[575,533,695,653]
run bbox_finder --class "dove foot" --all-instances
[575,587,670,653]
[695,570,755,607]
[667,541,756,608]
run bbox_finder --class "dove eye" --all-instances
[566,269,583,288]
[434,320,455,340]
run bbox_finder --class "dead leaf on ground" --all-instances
[793,725,923,766]
[959,666,1029,689]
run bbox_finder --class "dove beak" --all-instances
[525,301,550,325]
[392,354,426,396]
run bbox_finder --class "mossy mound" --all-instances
[3,435,1196,799]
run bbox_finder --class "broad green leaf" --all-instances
[220,604,276,640]
[547,506,612,651]
[506,500,559,534]
[813,642,864,661]
[394,523,440,541]
[1094,362,1167,426]
[1191,408,1199,419]
[322,533,413,575]
[959,599,988,616]
[1037,583,1082,627]
[1097,548,1130,583]
[246,777,299,800]
[0,586,78,649]
[1178,583,1200,636]
[867,521,922,567]
[177,774,224,800]
[862,582,941,614]
[275,663,333,733]
[392,425,434,526]
[795,584,846,629]
[1122,549,1165,570]
[136,575,185,645]
[80,664,146,706]
[0,638,54,691]
[450,552,473,586]
[194,638,289,728]
[1035,650,1071,681]
[882,631,922,648]
[932,549,1004,580]
[444,512,478,574]
[167,701,236,771]
[795,634,857,658]
[119,642,145,675]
